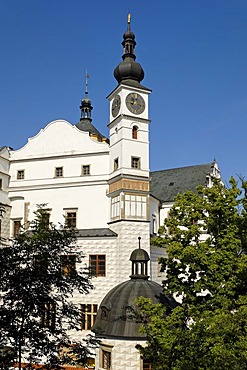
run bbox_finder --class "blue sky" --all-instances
[0,0,246,184]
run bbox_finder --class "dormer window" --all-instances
[132,125,138,139]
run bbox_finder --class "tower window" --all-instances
[17,170,25,180]
[81,304,97,330]
[89,255,106,277]
[131,157,140,169]
[125,194,147,219]
[82,165,90,176]
[55,167,63,177]
[114,158,119,171]
[132,125,138,139]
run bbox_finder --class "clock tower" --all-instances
[107,15,152,279]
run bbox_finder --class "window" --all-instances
[13,220,21,237]
[55,167,63,177]
[131,156,140,169]
[132,125,138,139]
[89,255,106,277]
[81,304,97,330]
[143,359,152,370]
[102,350,111,370]
[125,195,147,219]
[114,158,119,171]
[152,215,157,235]
[111,195,120,220]
[0,220,1,238]
[65,211,77,228]
[17,170,25,180]
[34,255,48,276]
[40,301,56,330]
[82,165,90,176]
[38,209,50,228]
[61,255,76,276]
[0,179,2,190]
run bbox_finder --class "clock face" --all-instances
[126,93,145,115]
[112,95,121,117]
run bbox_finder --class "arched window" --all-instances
[132,125,138,139]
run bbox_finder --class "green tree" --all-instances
[0,206,95,369]
[137,178,247,370]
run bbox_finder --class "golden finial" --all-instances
[127,13,131,30]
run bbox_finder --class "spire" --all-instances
[113,14,144,84]
[80,71,93,122]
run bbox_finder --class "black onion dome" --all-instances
[92,279,164,339]
[114,58,144,84]
[114,15,144,84]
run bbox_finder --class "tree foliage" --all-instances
[0,206,95,368]
[137,178,247,370]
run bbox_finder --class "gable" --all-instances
[10,120,109,160]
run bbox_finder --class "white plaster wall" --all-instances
[9,182,109,229]
[109,221,150,282]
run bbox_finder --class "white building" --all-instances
[0,15,220,370]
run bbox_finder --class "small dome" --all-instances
[80,97,92,108]
[123,30,135,40]
[130,248,150,262]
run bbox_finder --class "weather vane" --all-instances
[85,70,89,96]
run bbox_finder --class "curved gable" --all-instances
[11,120,109,159]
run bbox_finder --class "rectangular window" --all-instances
[143,359,152,370]
[89,255,106,277]
[34,255,48,276]
[81,304,97,330]
[55,167,63,177]
[131,156,140,169]
[111,195,120,220]
[40,301,56,330]
[125,195,147,219]
[17,170,25,180]
[39,209,50,228]
[13,220,21,237]
[102,350,111,370]
[82,165,90,176]
[61,255,76,276]
[0,179,2,190]
[114,158,119,171]
[65,211,77,228]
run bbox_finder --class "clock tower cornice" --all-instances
[107,114,151,129]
